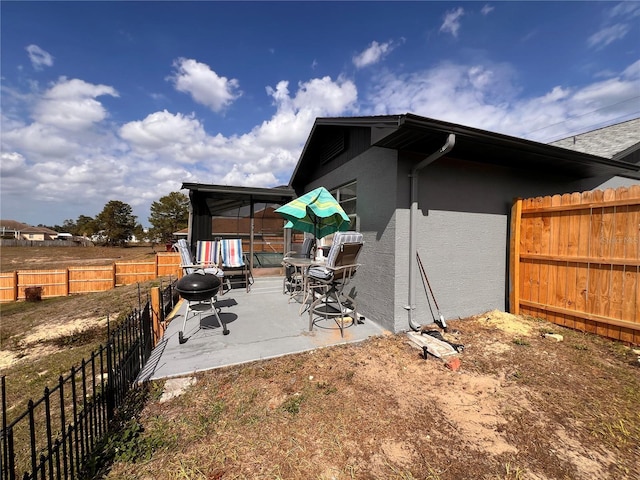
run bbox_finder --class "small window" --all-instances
[331,181,357,230]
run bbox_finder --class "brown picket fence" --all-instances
[510,184,640,345]
[0,253,182,303]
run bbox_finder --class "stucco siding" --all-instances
[414,210,507,322]
[393,206,411,332]
[402,157,609,329]
[305,147,399,332]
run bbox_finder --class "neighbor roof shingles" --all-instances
[550,118,640,159]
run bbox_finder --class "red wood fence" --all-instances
[510,185,640,345]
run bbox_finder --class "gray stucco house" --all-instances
[288,114,640,333]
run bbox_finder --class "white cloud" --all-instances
[169,58,241,112]
[587,23,630,49]
[440,7,465,37]
[120,110,207,152]
[2,122,79,157]
[34,77,118,131]
[25,45,54,70]
[608,1,640,19]
[570,60,640,113]
[353,40,396,69]
[361,59,640,142]
[587,2,640,49]
[481,4,494,16]
[115,75,357,191]
[0,152,26,176]
[291,76,358,115]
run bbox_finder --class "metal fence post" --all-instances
[1,376,8,480]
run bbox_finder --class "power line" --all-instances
[523,95,640,137]
[542,110,640,143]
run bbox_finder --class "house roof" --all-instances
[21,226,58,235]
[0,219,31,230]
[549,117,640,163]
[181,183,296,216]
[290,114,640,189]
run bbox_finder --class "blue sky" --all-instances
[1,1,639,228]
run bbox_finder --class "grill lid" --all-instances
[176,273,221,301]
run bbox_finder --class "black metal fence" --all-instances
[0,282,178,480]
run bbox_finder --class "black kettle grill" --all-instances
[176,273,221,301]
[175,273,228,343]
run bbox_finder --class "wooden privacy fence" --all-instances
[0,252,182,303]
[510,185,640,345]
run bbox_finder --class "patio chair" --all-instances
[221,238,254,292]
[195,240,223,270]
[282,236,316,296]
[174,239,223,277]
[306,231,364,337]
[284,236,316,260]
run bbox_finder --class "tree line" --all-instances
[38,192,189,247]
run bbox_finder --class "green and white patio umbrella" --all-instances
[275,186,350,239]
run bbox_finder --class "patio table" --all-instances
[282,256,324,311]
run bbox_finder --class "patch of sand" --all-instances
[1,316,107,369]
[0,351,18,370]
[476,309,534,336]
[20,316,107,345]
[552,426,616,478]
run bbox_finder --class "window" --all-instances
[331,181,357,230]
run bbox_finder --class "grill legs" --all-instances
[179,296,229,344]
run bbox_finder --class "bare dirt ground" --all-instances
[105,311,640,480]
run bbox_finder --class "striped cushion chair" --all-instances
[196,240,222,269]
[306,231,364,337]
[175,239,222,277]
[324,231,363,269]
[221,239,253,292]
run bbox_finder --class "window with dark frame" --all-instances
[331,181,357,231]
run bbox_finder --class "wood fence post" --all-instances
[64,268,69,297]
[155,253,159,279]
[509,198,522,315]
[112,264,117,288]
[150,287,162,347]
[13,271,18,302]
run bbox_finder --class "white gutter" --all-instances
[407,134,456,331]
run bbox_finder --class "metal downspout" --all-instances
[407,134,455,331]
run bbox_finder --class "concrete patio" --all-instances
[137,275,390,382]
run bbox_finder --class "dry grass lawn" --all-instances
[104,312,640,480]
[0,244,159,272]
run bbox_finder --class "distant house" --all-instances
[0,220,58,241]
[19,226,58,241]
[173,228,189,239]
[0,220,30,239]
